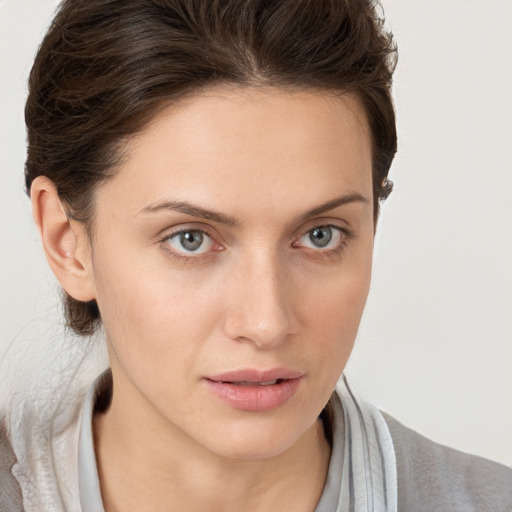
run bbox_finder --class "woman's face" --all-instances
[85,87,374,459]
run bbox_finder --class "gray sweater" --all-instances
[1,412,511,511]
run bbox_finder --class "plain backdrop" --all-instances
[1,1,511,465]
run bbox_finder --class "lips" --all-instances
[207,367,303,382]
[204,368,303,411]
[227,379,281,386]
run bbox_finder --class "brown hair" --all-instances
[25,0,397,336]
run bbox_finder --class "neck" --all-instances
[93,377,331,512]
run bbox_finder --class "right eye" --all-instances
[164,229,215,255]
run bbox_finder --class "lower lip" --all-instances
[204,378,301,411]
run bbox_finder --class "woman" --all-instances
[1,0,511,511]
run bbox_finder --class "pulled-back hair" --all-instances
[25,0,397,336]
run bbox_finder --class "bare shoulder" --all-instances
[382,412,512,512]
[0,420,23,512]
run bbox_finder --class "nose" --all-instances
[222,252,296,349]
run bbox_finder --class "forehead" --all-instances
[96,87,373,221]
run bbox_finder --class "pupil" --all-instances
[180,231,203,251]
[310,226,332,248]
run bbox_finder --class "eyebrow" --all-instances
[139,200,239,226]
[297,193,368,222]
[139,193,368,226]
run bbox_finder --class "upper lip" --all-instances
[206,368,304,383]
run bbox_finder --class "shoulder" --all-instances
[382,412,512,512]
[0,419,23,511]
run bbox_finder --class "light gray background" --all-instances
[1,1,511,465]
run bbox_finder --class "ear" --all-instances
[31,176,96,302]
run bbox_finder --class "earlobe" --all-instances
[31,176,96,302]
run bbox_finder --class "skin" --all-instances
[32,87,375,511]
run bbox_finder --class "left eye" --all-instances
[165,230,214,254]
[297,225,343,250]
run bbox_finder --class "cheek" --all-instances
[301,250,372,329]
[92,248,221,372]
[309,280,369,362]
[298,251,372,370]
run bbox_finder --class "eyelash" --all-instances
[160,228,222,262]
[292,225,354,259]
[159,224,354,262]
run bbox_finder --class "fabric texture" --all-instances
[314,376,397,511]
[0,329,108,512]
[385,412,512,512]
[0,422,23,512]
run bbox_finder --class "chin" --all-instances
[210,437,298,461]
[192,414,316,461]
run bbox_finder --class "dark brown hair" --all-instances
[25,0,397,336]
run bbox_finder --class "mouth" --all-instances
[204,369,303,411]
[207,368,303,384]
[215,379,284,386]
